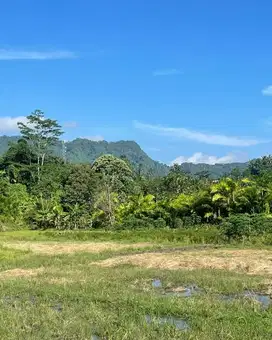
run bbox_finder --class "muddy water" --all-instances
[151,279,271,309]
[145,315,190,331]
[221,291,272,309]
[152,279,163,288]
[164,285,203,297]
[151,279,203,297]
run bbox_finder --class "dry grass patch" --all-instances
[2,241,152,255]
[0,268,44,280]
[95,249,272,276]
[40,268,87,285]
[45,277,79,285]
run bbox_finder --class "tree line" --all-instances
[1,110,272,239]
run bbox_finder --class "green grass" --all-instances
[0,227,223,244]
[0,231,272,339]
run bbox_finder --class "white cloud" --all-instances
[81,135,104,142]
[0,49,77,60]
[133,121,265,147]
[262,85,272,96]
[153,68,182,76]
[0,116,27,134]
[171,152,241,165]
[63,121,78,128]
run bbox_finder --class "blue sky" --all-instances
[0,0,272,165]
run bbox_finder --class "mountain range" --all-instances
[0,136,247,178]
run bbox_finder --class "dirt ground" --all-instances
[2,241,152,255]
[95,248,272,276]
[0,268,44,279]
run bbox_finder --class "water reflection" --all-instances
[145,314,190,331]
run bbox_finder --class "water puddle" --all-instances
[152,279,163,288]
[91,334,107,340]
[151,279,203,298]
[91,335,101,340]
[150,280,271,310]
[2,295,63,311]
[51,303,63,312]
[221,291,272,309]
[164,285,203,297]
[2,295,36,306]
[145,315,189,331]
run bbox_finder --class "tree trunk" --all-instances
[106,184,115,227]
[37,155,40,182]
[41,153,46,167]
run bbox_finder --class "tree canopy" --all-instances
[1,110,272,240]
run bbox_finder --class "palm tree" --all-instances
[211,177,237,217]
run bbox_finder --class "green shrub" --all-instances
[115,216,163,230]
[221,213,272,240]
[153,217,167,229]
[0,217,26,231]
[40,225,223,244]
[182,213,202,227]
[172,217,184,228]
[251,214,272,234]
[221,214,251,240]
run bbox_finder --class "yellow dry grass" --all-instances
[45,277,77,285]
[95,249,272,276]
[0,268,43,279]
[2,241,152,255]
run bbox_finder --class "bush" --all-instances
[251,214,272,234]
[221,214,251,240]
[0,217,26,231]
[221,214,272,240]
[172,217,184,228]
[182,213,202,227]
[171,214,202,229]
[40,225,223,243]
[115,216,165,230]
[153,217,167,229]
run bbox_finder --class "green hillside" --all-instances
[0,136,169,177]
[179,162,248,178]
[0,136,19,155]
[0,136,247,178]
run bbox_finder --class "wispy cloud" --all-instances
[0,116,27,134]
[134,121,265,147]
[81,135,104,142]
[0,49,77,60]
[262,85,272,96]
[63,121,78,128]
[171,152,245,165]
[152,68,182,77]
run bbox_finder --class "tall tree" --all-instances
[92,154,135,196]
[211,177,237,217]
[0,139,36,185]
[17,110,63,181]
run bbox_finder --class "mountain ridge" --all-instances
[0,136,247,178]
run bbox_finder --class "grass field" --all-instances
[1,230,272,339]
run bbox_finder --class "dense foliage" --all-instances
[1,111,272,240]
[0,136,169,177]
[0,136,248,178]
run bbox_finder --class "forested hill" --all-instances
[61,139,169,177]
[0,135,247,178]
[179,162,248,178]
[0,136,19,155]
[0,136,169,177]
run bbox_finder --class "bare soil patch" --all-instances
[3,241,152,255]
[95,249,272,276]
[0,268,43,279]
